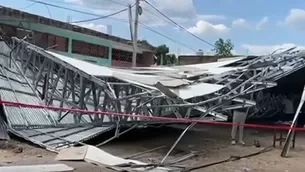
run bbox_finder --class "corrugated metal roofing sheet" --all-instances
[170,83,224,100]
[0,41,117,149]
[0,115,9,140]
[12,126,114,150]
[113,72,191,87]
[47,51,232,89]
[0,88,56,127]
[46,51,114,77]
[4,106,55,126]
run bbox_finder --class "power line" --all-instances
[141,6,177,28]
[44,4,52,18]
[128,6,196,51]
[18,1,197,52]
[26,0,102,17]
[139,22,197,52]
[143,0,215,48]
[28,0,126,8]
[140,10,190,48]
[0,16,197,52]
[20,2,37,10]
[41,0,82,6]
[26,0,132,22]
[70,8,129,24]
[22,1,52,18]
[24,0,132,25]
[103,0,128,7]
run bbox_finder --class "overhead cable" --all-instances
[141,6,177,28]
[22,0,197,51]
[143,0,215,48]
[20,2,37,10]
[103,0,128,7]
[139,22,197,52]
[27,0,102,17]
[70,8,129,24]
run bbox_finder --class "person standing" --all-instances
[281,94,294,122]
[231,106,248,145]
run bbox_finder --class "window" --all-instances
[31,31,68,52]
[112,48,132,62]
[0,24,17,38]
[72,40,109,58]
[48,33,68,52]
[112,49,143,63]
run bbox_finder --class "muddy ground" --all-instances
[0,124,304,172]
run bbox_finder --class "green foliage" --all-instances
[213,38,234,57]
[154,44,177,65]
[164,53,177,65]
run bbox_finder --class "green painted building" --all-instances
[0,6,155,67]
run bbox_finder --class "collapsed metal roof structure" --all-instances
[0,36,305,153]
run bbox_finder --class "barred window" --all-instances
[48,34,68,52]
[72,39,109,58]
[30,31,69,52]
[112,48,132,62]
[112,48,142,63]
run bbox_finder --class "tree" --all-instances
[213,38,234,57]
[154,44,177,65]
[164,53,177,65]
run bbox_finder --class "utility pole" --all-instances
[281,85,305,157]
[161,54,164,65]
[128,5,133,40]
[132,0,140,67]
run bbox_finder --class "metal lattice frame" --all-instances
[10,37,275,122]
[1,37,304,152]
[159,47,305,163]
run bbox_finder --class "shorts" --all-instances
[233,110,247,123]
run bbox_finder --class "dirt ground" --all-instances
[0,124,305,172]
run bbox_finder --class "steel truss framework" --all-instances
[1,37,305,152]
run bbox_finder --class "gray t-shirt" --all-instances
[282,98,294,114]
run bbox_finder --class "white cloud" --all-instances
[232,17,269,30]
[76,23,107,33]
[256,16,268,30]
[65,0,82,3]
[66,0,195,20]
[283,8,305,30]
[187,20,230,35]
[155,0,196,19]
[65,0,227,27]
[232,18,249,28]
[196,14,226,21]
[241,43,305,55]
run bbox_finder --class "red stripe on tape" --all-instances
[0,99,303,131]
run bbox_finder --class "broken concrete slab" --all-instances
[55,145,170,172]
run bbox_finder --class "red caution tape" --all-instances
[0,99,304,131]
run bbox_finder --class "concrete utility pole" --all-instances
[128,5,134,40]
[281,85,305,157]
[132,0,140,67]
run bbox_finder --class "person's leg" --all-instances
[231,111,238,145]
[238,111,247,145]
[296,113,305,128]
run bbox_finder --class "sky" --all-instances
[2,0,305,56]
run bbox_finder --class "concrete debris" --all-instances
[0,164,74,172]
[55,145,170,172]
